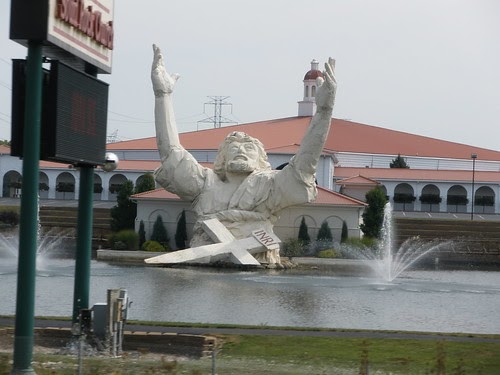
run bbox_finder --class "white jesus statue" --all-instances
[151,45,337,266]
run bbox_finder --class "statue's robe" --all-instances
[154,147,317,264]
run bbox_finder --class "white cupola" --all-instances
[298,59,324,116]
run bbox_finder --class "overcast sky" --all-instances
[1,0,499,152]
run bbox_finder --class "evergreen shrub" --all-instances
[108,229,139,250]
[142,240,165,252]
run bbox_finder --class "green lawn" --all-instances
[1,332,499,374]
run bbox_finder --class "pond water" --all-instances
[1,258,499,334]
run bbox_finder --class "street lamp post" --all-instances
[471,153,477,220]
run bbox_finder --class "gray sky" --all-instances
[1,0,500,151]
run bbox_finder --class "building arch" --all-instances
[39,172,49,199]
[419,184,441,212]
[447,185,468,213]
[108,174,128,201]
[135,173,156,191]
[474,186,495,214]
[146,209,170,242]
[93,174,103,200]
[2,170,22,198]
[322,215,344,242]
[293,214,317,240]
[393,183,415,211]
[56,172,76,200]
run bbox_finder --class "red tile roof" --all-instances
[335,167,500,184]
[132,186,365,207]
[336,175,380,186]
[107,117,500,161]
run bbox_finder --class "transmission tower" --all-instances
[197,96,237,130]
[107,129,119,143]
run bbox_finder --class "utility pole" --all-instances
[471,153,477,220]
[197,96,237,130]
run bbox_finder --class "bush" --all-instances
[343,237,378,249]
[447,195,468,205]
[175,210,188,250]
[151,215,169,247]
[393,193,416,204]
[138,220,146,248]
[317,249,337,258]
[108,229,139,250]
[419,194,442,204]
[298,217,310,245]
[341,220,348,243]
[0,210,19,226]
[360,187,387,239]
[110,181,137,231]
[141,240,166,252]
[307,239,337,256]
[135,173,156,194]
[317,221,333,242]
[281,238,305,258]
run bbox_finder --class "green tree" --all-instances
[151,215,169,248]
[360,187,387,239]
[135,173,156,194]
[316,220,333,241]
[138,220,146,248]
[390,154,410,168]
[298,216,310,245]
[175,210,188,250]
[110,180,137,231]
[341,220,349,243]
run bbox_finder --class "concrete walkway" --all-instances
[0,316,498,344]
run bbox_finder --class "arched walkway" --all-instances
[2,170,22,198]
[56,172,76,200]
[39,172,49,199]
[419,184,441,212]
[108,174,128,201]
[94,174,103,201]
[447,185,468,213]
[474,186,495,214]
[393,183,415,211]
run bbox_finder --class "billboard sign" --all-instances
[10,0,114,73]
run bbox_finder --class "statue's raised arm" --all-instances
[292,58,337,176]
[151,44,181,158]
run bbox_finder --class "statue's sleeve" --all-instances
[154,146,207,202]
[264,164,318,214]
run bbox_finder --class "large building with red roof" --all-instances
[2,59,499,247]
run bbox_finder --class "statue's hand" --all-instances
[151,44,180,97]
[315,58,337,111]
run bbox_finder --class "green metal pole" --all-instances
[72,166,94,325]
[72,63,98,327]
[12,41,43,375]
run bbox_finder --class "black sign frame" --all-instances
[11,59,109,166]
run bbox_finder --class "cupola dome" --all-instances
[298,59,323,116]
[303,59,323,80]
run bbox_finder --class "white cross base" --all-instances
[144,218,281,266]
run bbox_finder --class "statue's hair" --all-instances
[213,131,271,180]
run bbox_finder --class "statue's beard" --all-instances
[226,160,256,174]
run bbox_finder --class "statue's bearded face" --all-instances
[225,141,260,174]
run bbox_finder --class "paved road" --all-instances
[1,317,499,344]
